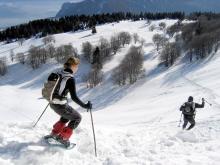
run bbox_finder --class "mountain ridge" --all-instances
[56,0,220,17]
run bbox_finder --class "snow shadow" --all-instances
[80,34,93,39]
[138,22,150,29]
[144,51,158,61]
[145,64,167,80]
[179,52,218,77]
[161,52,218,87]
[75,82,131,111]
[0,62,61,89]
[0,140,47,159]
[0,59,90,89]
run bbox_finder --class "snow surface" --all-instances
[0,20,220,165]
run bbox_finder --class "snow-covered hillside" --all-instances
[0,20,220,165]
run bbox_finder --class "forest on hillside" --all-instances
[0,12,185,42]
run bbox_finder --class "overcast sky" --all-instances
[0,0,83,28]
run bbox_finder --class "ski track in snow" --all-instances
[1,20,220,165]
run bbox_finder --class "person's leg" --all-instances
[67,109,82,129]
[187,116,195,130]
[182,115,188,130]
[50,104,70,136]
[58,105,82,141]
[51,117,69,136]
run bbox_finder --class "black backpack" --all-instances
[182,102,195,115]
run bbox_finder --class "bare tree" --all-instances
[149,25,156,31]
[42,35,56,45]
[38,47,48,64]
[133,33,140,44]
[46,44,56,58]
[153,34,161,51]
[18,38,25,46]
[167,22,183,37]
[112,46,144,85]
[153,34,168,51]
[16,52,25,64]
[82,41,93,62]
[160,42,181,67]
[85,67,103,88]
[139,38,146,47]
[55,44,78,63]
[27,46,49,69]
[118,32,132,47]
[10,49,14,62]
[99,37,112,62]
[112,63,128,86]
[146,19,151,25]
[159,22,166,31]
[110,35,121,54]
[0,57,7,76]
[27,46,42,69]
[54,46,64,63]
[125,46,145,84]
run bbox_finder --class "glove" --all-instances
[85,101,92,111]
[202,98,205,102]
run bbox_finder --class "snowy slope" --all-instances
[0,20,220,165]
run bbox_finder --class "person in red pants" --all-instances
[47,57,92,145]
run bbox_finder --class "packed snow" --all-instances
[0,20,220,165]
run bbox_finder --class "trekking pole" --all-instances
[33,103,50,127]
[204,99,212,106]
[88,103,97,157]
[178,113,183,127]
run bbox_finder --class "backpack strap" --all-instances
[57,70,73,96]
[192,102,195,110]
[49,73,61,102]
[192,102,196,115]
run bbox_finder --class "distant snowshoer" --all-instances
[42,57,92,148]
[179,96,205,130]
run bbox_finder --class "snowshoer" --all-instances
[180,96,205,130]
[43,57,92,146]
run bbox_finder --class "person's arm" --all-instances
[67,78,87,108]
[195,101,205,108]
[180,103,185,111]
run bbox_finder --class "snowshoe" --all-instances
[43,135,76,149]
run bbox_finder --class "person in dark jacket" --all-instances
[49,57,92,144]
[180,96,205,130]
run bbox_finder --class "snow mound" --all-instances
[175,131,198,143]
[0,121,220,165]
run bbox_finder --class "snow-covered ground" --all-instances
[0,20,220,165]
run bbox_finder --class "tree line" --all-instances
[0,12,184,42]
[0,35,78,75]
[82,31,145,87]
[1,32,145,88]
[0,57,7,76]
[152,13,220,67]
[112,46,144,86]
